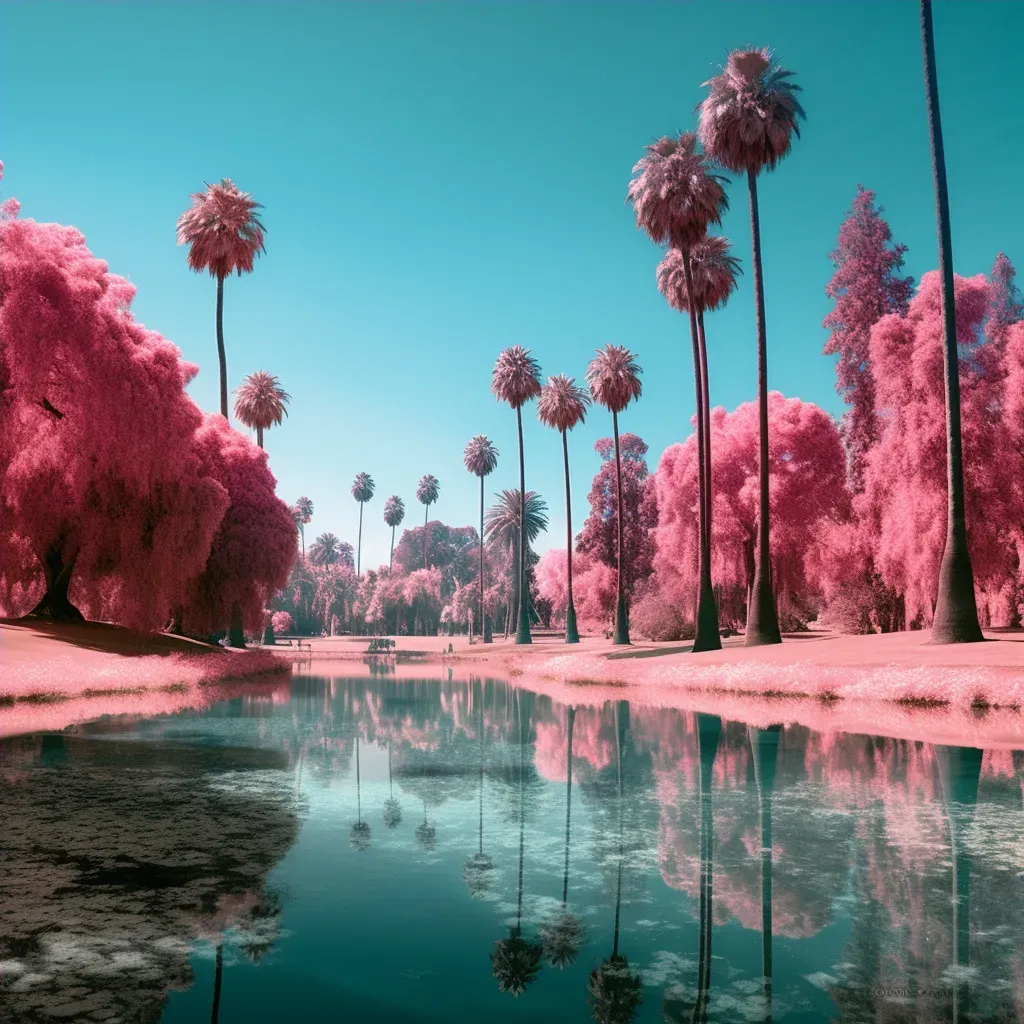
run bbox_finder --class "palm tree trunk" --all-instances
[478,696,486,854]
[695,714,721,1021]
[210,941,223,1024]
[749,724,780,1011]
[697,310,713,552]
[515,406,532,644]
[516,692,527,930]
[479,474,488,642]
[424,504,430,570]
[744,170,782,647]
[612,701,626,958]
[389,524,395,570]
[562,706,575,904]
[561,430,580,643]
[682,250,722,652]
[300,524,305,562]
[357,501,364,576]
[216,274,228,421]
[920,0,983,644]
[256,424,264,448]
[611,410,630,644]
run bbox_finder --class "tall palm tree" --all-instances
[656,237,742,650]
[628,132,729,652]
[748,724,781,1016]
[294,496,314,561]
[463,681,496,897]
[540,705,585,969]
[934,744,983,1022]
[176,178,266,420]
[485,490,549,638]
[537,375,590,644]
[464,436,500,643]
[417,474,440,570]
[382,738,402,829]
[491,690,543,996]
[586,345,643,646]
[492,346,543,645]
[309,531,342,567]
[383,495,405,570]
[351,472,375,576]
[232,370,289,449]
[919,1,983,643]
[349,734,371,852]
[699,49,805,646]
[587,701,643,1023]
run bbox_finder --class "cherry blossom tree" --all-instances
[699,48,805,646]
[176,179,265,420]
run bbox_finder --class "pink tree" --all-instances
[577,434,657,613]
[655,395,847,629]
[822,186,914,489]
[0,214,230,627]
[860,272,1020,628]
[180,414,298,647]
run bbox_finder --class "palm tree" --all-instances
[349,735,371,852]
[382,738,402,829]
[628,132,729,652]
[919,1,983,643]
[415,799,437,851]
[540,705,585,968]
[232,370,289,449]
[294,496,314,561]
[748,724,781,1016]
[491,690,543,996]
[464,681,496,898]
[537,375,590,644]
[693,714,721,1023]
[176,179,266,420]
[383,495,405,570]
[934,744,983,1022]
[699,49,805,646]
[351,473,375,576]
[464,436,500,643]
[656,237,742,651]
[485,490,549,638]
[587,702,643,1023]
[309,532,342,567]
[586,345,643,646]
[492,346,543,645]
[417,474,440,569]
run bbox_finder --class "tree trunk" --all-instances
[256,424,263,449]
[683,251,721,652]
[300,525,305,561]
[920,0,983,644]
[357,501,364,576]
[562,705,575,903]
[216,274,228,421]
[210,941,223,1024]
[744,169,782,646]
[611,411,630,644]
[695,714,721,1018]
[389,524,395,570]
[749,724,781,1009]
[228,601,246,648]
[562,430,580,644]
[27,547,85,622]
[424,504,430,570]
[515,405,532,644]
[479,474,491,643]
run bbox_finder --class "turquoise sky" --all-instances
[3,1,1022,570]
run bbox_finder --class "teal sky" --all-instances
[3,1,1022,570]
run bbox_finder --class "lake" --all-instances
[1,671,1022,1022]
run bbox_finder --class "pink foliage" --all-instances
[860,271,1022,626]
[656,236,741,314]
[491,345,542,410]
[822,186,914,487]
[585,344,642,415]
[180,414,297,635]
[176,179,265,278]
[534,546,615,628]
[0,217,231,627]
[577,434,657,603]
[270,610,293,635]
[536,374,589,433]
[655,394,847,627]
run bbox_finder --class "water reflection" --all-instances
[0,675,1022,1022]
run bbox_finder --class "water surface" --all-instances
[1,673,1022,1022]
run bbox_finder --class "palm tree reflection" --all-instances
[587,701,643,1023]
[491,690,543,996]
[349,734,371,852]
[541,705,586,969]
[382,738,402,829]
[464,682,495,898]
